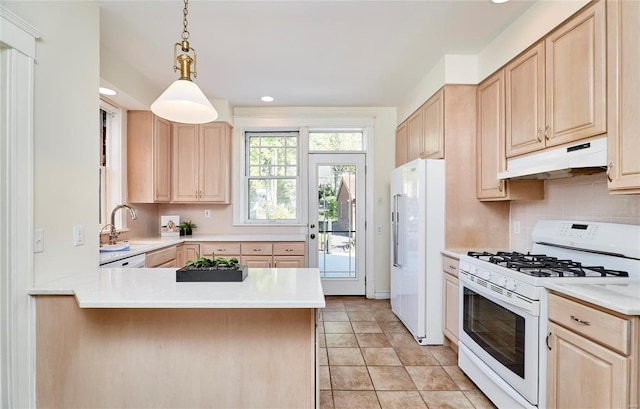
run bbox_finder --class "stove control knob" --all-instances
[479,269,491,281]
[506,280,518,292]
[493,275,507,287]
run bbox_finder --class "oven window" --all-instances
[463,287,525,378]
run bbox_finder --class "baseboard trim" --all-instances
[374,290,390,300]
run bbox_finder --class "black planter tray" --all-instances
[176,265,248,282]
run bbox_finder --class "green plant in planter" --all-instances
[179,220,197,236]
[185,252,240,270]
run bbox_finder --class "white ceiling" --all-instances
[99,0,536,109]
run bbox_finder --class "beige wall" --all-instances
[4,2,100,284]
[510,174,640,252]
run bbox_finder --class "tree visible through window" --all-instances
[245,131,299,222]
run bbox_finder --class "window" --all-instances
[309,130,364,151]
[245,131,299,223]
[98,100,123,229]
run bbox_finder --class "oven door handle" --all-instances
[460,272,540,317]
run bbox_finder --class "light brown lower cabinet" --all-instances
[546,292,638,409]
[198,241,306,268]
[35,296,318,408]
[442,255,459,351]
[176,243,200,268]
[145,245,177,268]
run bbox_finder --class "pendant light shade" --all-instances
[151,79,218,124]
[151,0,218,124]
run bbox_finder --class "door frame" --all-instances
[308,153,366,295]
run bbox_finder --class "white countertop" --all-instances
[545,280,640,316]
[99,234,306,265]
[29,267,325,309]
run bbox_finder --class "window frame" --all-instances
[98,99,124,231]
[243,130,301,225]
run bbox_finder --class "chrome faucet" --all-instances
[108,204,138,245]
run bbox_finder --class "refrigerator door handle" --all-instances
[392,194,401,267]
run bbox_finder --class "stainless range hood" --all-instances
[497,137,607,180]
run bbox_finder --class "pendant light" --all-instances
[151,0,218,124]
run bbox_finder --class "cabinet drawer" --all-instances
[442,255,459,277]
[273,242,305,256]
[241,243,273,255]
[548,293,631,355]
[200,242,241,256]
[146,245,177,268]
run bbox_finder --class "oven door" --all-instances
[459,272,540,406]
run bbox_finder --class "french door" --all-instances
[308,153,365,295]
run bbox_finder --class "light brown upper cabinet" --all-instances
[396,87,446,167]
[128,111,171,203]
[477,71,544,201]
[395,121,408,167]
[607,0,640,194]
[407,108,423,162]
[422,88,444,159]
[505,0,606,158]
[505,42,545,157]
[171,122,231,203]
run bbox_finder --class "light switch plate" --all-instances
[34,229,44,253]
[73,225,85,246]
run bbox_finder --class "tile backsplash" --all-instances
[510,173,640,252]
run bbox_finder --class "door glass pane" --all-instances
[317,165,356,278]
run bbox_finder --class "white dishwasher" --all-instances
[100,253,146,268]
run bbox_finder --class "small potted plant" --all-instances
[179,220,197,236]
[176,252,247,282]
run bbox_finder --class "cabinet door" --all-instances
[171,123,199,202]
[273,255,306,268]
[443,272,459,346]
[476,71,507,200]
[505,42,546,157]
[607,0,640,193]
[547,322,629,409]
[545,0,606,147]
[177,244,200,268]
[241,256,272,268]
[395,121,408,167]
[422,88,444,159]
[199,122,231,203]
[128,111,171,203]
[407,109,423,161]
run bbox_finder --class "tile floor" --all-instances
[319,296,497,409]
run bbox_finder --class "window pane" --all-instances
[248,179,297,221]
[309,131,363,151]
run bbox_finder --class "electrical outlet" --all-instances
[377,226,383,234]
[34,229,44,253]
[204,209,211,218]
[73,225,85,246]
[513,221,521,235]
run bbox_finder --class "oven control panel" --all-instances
[459,257,542,301]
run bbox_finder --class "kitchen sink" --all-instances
[99,243,130,252]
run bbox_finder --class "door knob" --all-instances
[310,234,316,239]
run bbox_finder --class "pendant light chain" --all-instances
[181,0,190,41]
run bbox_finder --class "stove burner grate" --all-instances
[467,251,629,278]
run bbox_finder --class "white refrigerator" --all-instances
[390,158,445,345]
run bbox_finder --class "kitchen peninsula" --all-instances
[29,267,325,408]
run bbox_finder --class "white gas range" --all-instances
[457,220,640,409]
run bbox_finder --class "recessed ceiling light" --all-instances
[261,96,274,102]
[491,0,510,3]
[99,87,117,96]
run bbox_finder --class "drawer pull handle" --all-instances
[536,127,542,143]
[570,315,591,325]
[546,332,552,351]
[286,248,293,252]
[216,248,225,251]
[449,265,457,270]
[253,249,261,252]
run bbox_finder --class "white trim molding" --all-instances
[1,6,38,408]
